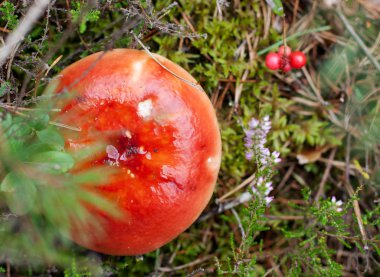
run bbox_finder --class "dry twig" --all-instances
[0,0,50,67]
[336,6,380,71]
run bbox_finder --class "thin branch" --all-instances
[232,208,246,240]
[257,26,331,56]
[132,33,204,92]
[1,104,81,131]
[344,134,371,273]
[217,173,255,202]
[336,6,380,71]
[199,192,253,222]
[158,255,213,272]
[314,148,337,202]
[199,191,305,222]
[0,0,50,67]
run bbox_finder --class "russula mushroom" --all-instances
[53,49,221,255]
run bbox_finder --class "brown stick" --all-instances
[314,148,337,202]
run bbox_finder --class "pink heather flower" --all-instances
[243,116,281,207]
[245,150,254,160]
[265,182,273,194]
[248,118,259,128]
[250,178,274,206]
[262,122,271,131]
[244,136,253,148]
[260,157,268,165]
[244,129,256,138]
[272,151,281,164]
[250,185,258,194]
[243,116,281,167]
[265,196,274,206]
[331,196,343,212]
[262,148,270,157]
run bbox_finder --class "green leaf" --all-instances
[71,168,114,186]
[7,138,24,153]
[79,22,87,34]
[265,0,284,16]
[36,127,64,150]
[0,82,10,97]
[5,121,33,138]
[281,228,305,238]
[2,115,36,154]
[0,112,12,129]
[31,151,74,173]
[1,172,37,215]
[0,1,19,29]
[30,113,50,131]
[23,142,57,159]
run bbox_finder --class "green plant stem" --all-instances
[282,17,287,49]
[257,26,331,56]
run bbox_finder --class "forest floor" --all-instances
[0,0,380,276]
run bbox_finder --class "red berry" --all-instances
[265,52,281,70]
[282,62,292,73]
[278,45,292,57]
[289,51,307,69]
[279,55,292,73]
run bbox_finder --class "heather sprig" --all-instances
[250,177,274,206]
[244,116,281,206]
[244,116,281,166]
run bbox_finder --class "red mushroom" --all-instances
[52,49,221,256]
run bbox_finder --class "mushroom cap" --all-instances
[53,49,221,255]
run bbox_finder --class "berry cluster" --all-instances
[265,46,306,72]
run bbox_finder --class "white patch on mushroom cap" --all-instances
[123,129,132,139]
[131,60,144,82]
[138,146,146,154]
[137,99,153,118]
[145,152,152,160]
[206,156,221,172]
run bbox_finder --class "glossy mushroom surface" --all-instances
[53,49,221,255]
